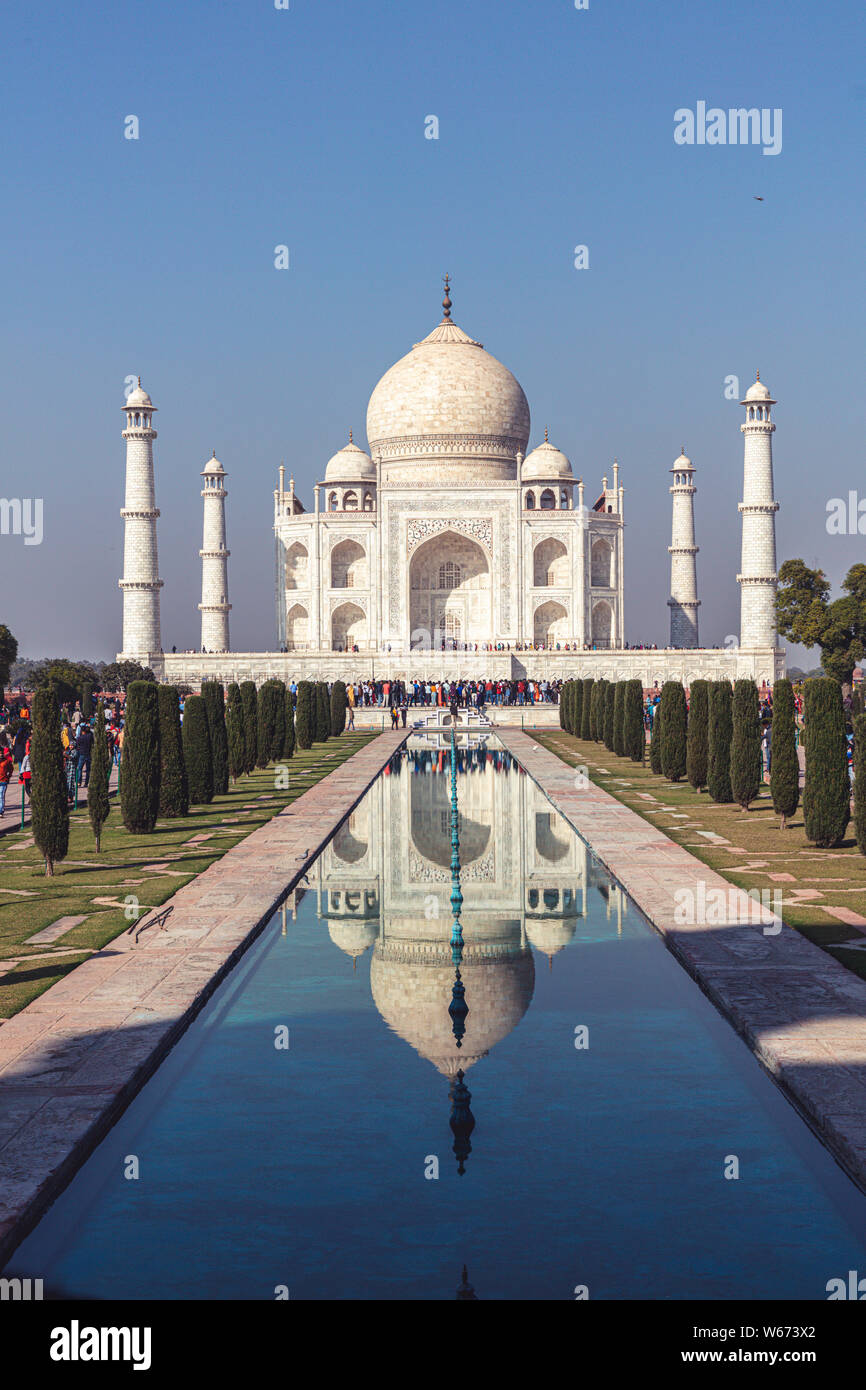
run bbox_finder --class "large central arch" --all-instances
[409,531,491,648]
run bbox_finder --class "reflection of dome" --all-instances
[332,821,368,864]
[521,436,572,481]
[329,920,377,960]
[370,943,535,1075]
[324,437,375,482]
[526,919,576,963]
[366,295,531,484]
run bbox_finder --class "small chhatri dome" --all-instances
[201,451,226,475]
[673,447,692,468]
[325,435,375,482]
[743,372,774,403]
[125,378,154,409]
[521,432,573,482]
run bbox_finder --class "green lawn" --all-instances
[0,734,374,1018]
[537,730,866,984]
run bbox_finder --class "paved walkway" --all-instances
[0,764,119,837]
[0,731,407,1266]
[495,729,866,1194]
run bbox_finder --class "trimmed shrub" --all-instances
[315,683,331,742]
[603,682,616,751]
[730,679,761,811]
[580,679,593,740]
[226,683,245,782]
[202,681,229,795]
[158,685,188,817]
[182,695,213,805]
[770,679,799,829]
[572,680,583,738]
[803,678,850,848]
[239,681,258,775]
[121,680,161,833]
[256,682,277,768]
[81,683,93,718]
[686,680,710,791]
[660,681,687,782]
[559,681,570,731]
[854,714,866,854]
[613,682,626,757]
[708,680,734,804]
[623,680,645,762]
[331,680,347,736]
[295,682,313,749]
[590,679,604,741]
[31,685,69,874]
[88,699,111,851]
[282,686,295,759]
[649,699,664,774]
[269,680,287,762]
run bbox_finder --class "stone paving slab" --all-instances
[0,731,407,1267]
[495,729,866,1194]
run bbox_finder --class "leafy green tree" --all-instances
[331,680,347,735]
[239,681,258,774]
[623,680,645,762]
[0,624,18,697]
[776,560,866,687]
[853,715,866,854]
[660,681,687,781]
[226,683,245,782]
[686,680,710,791]
[32,658,99,706]
[295,682,313,749]
[649,698,664,773]
[81,682,93,718]
[315,683,331,742]
[282,686,295,759]
[182,695,214,805]
[580,679,593,740]
[613,682,625,756]
[803,677,850,847]
[730,679,761,810]
[770,678,800,829]
[88,699,111,851]
[99,660,156,692]
[708,680,734,803]
[31,685,69,874]
[157,685,188,817]
[120,680,161,833]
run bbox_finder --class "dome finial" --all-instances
[442,272,452,320]
[756,369,760,380]
[544,425,549,443]
[137,375,141,388]
[349,428,353,444]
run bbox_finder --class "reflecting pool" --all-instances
[9,736,866,1299]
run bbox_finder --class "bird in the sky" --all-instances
[754,196,764,201]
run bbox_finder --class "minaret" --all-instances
[667,448,700,648]
[738,373,779,649]
[119,380,163,658]
[198,451,231,652]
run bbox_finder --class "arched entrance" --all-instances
[332,601,366,651]
[331,539,367,589]
[591,599,613,648]
[533,600,568,647]
[533,538,568,587]
[409,531,491,649]
[286,603,309,649]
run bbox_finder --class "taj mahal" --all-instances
[117,278,785,689]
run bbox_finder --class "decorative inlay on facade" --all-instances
[408,846,495,883]
[406,517,493,555]
[371,432,523,459]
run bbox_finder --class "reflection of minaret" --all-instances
[456,1265,478,1300]
[667,448,700,648]
[448,730,474,1174]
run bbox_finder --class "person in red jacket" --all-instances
[0,746,13,816]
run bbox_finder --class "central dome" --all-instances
[366,301,531,485]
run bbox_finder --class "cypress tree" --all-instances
[88,699,111,852]
[580,679,593,740]
[559,681,570,731]
[730,679,761,811]
[707,680,734,804]
[770,678,800,829]
[239,681,258,775]
[295,681,313,749]
[269,679,287,762]
[660,681,687,782]
[603,681,616,751]
[315,682,331,742]
[182,695,214,805]
[81,682,93,718]
[226,683,245,783]
[686,679,710,791]
[623,679,645,762]
[256,681,277,767]
[120,680,161,833]
[331,680,347,736]
[803,678,850,848]
[590,679,604,741]
[572,680,583,738]
[853,714,866,854]
[613,682,626,756]
[202,681,229,795]
[649,699,664,774]
[282,686,295,759]
[158,684,188,817]
[31,685,69,875]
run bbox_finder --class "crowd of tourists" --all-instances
[0,697,126,817]
[343,678,563,710]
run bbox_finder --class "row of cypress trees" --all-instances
[559,677,647,764]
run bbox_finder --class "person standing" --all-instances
[0,745,12,816]
[19,741,32,803]
[76,721,94,787]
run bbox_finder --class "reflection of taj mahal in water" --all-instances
[296,745,626,1080]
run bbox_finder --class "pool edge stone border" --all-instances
[0,731,408,1270]
[495,728,866,1198]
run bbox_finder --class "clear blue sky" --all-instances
[2,0,863,662]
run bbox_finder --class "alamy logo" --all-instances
[0,1277,43,1300]
[0,498,43,545]
[674,884,782,934]
[674,103,782,156]
[50,1321,152,1371]
[827,1270,866,1299]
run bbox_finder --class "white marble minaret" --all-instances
[119,380,163,659]
[198,452,231,652]
[667,448,700,648]
[738,374,779,649]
